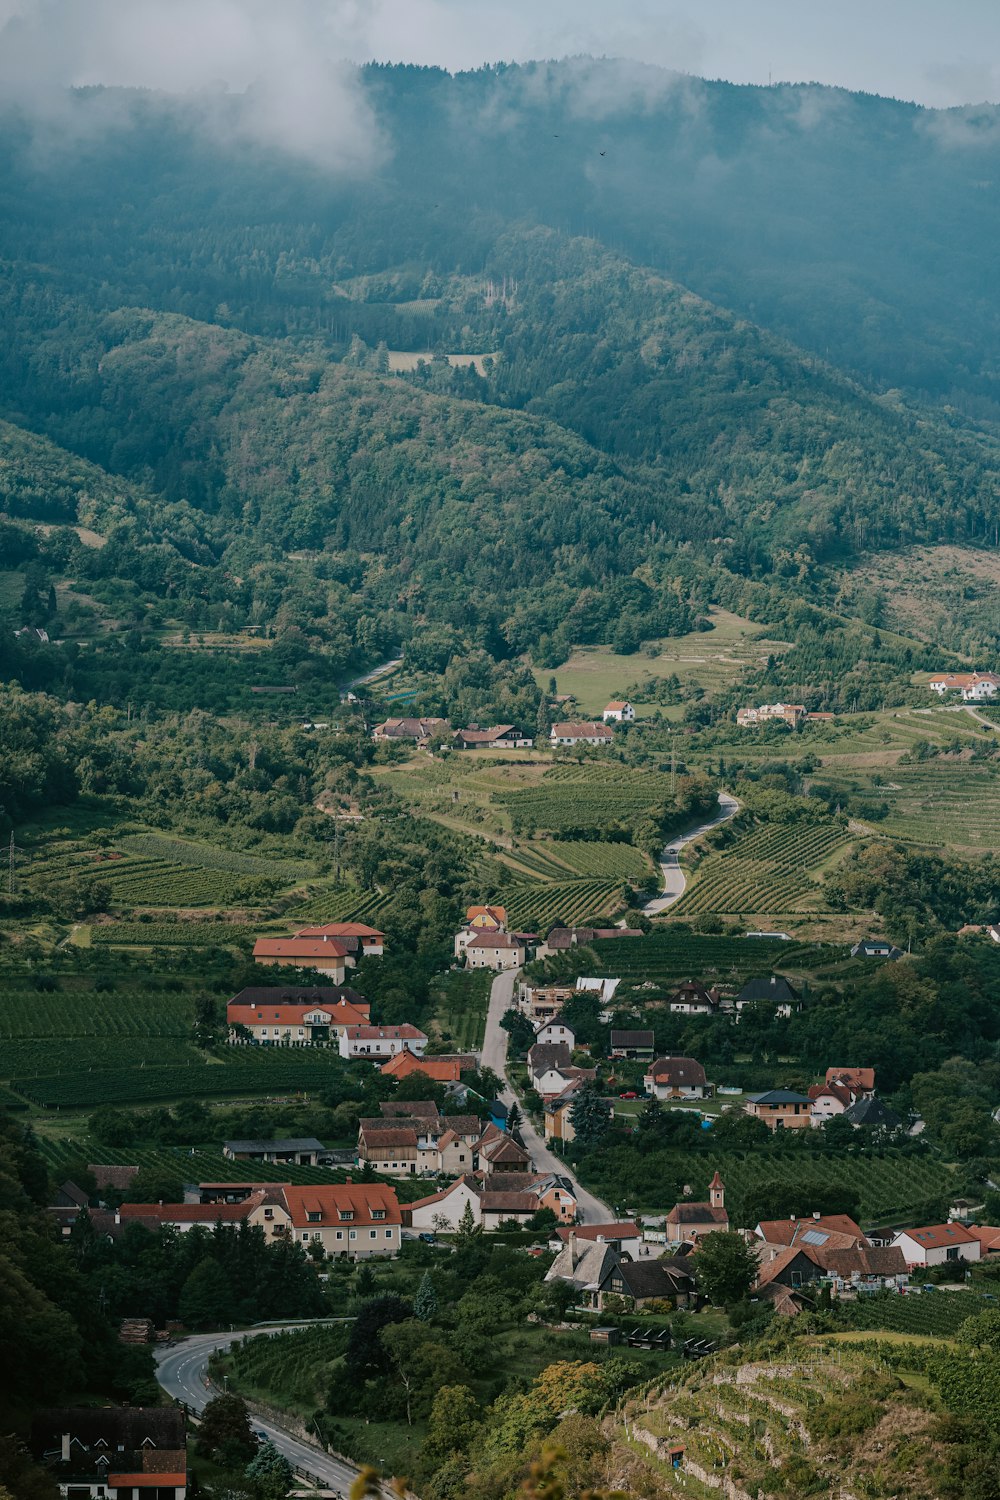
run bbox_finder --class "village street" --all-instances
[482,967,613,1224]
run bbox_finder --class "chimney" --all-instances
[813,1211,821,1220]
[790,1213,796,1222]
[568,1230,578,1268]
[345,1176,352,1185]
[61,1434,71,1463]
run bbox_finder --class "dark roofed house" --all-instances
[380,1099,440,1118]
[597,1253,696,1308]
[735,975,801,1014]
[32,1406,187,1497]
[229,984,367,1010]
[844,1097,902,1131]
[664,979,721,1015]
[610,1029,655,1060]
[746,1089,812,1131]
[644,1056,710,1100]
[851,938,904,960]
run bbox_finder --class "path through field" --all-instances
[643,791,740,915]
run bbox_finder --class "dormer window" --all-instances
[371,1209,385,1220]
[339,1209,354,1221]
[306,1210,322,1223]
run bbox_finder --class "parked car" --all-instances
[418,1232,437,1244]
[619,1091,638,1100]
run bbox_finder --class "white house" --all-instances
[929,672,1000,700]
[891,1223,982,1268]
[338,1024,428,1059]
[602,700,635,723]
[533,1018,576,1049]
[462,932,526,971]
[550,721,614,747]
[406,1175,483,1232]
[643,1056,711,1100]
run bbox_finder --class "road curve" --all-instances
[155,1324,369,1495]
[481,968,614,1225]
[643,791,740,915]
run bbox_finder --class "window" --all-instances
[385,1229,393,1239]
[336,1230,343,1240]
[264,1208,273,1220]
[372,1209,385,1220]
[307,1211,322,1223]
[340,1209,354,1221]
[302,1232,309,1242]
[370,1230,377,1240]
[349,1229,357,1240]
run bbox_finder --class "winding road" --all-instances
[156,1324,366,1495]
[642,791,740,915]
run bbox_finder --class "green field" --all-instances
[430,969,492,1051]
[675,820,853,916]
[531,608,786,716]
[841,1290,980,1338]
[561,930,849,984]
[86,920,256,947]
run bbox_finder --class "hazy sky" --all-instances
[0,0,996,109]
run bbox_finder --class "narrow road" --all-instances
[643,791,740,915]
[481,969,613,1224]
[346,658,403,689]
[156,1324,367,1495]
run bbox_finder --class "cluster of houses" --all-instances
[929,671,1000,701]
[372,701,636,752]
[251,921,385,983]
[518,971,801,1027]
[454,905,645,973]
[736,703,834,728]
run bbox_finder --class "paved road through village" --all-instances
[643,791,740,915]
[155,1324,370,1496]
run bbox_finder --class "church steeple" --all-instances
[709,1170,725,1210]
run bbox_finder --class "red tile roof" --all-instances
[555,1222,642,1242]
[228,1002,369,1028]
[119,1194,266,1225]
[465,932,525,950]
[757,1214,866,1246]
[295,923,385,939]
[344,1023,427,1040]
[898,1223,978,1249]
[253,937,349,960]
[281,1184,401,1228]
[381,1052,474,1080]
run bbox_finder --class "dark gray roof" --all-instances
[528,1042,573,1072]
[648,1055,707,1087]
[736,975,799,1004]
[602,1257,694,1298]
[32,1407,184,1456]
[753,1089,812,1105]
[224,1137,325,1153]
[844,1097,902,1129]
[611,1030,655,1047]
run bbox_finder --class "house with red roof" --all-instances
[294,922,385,956]
[665,1172,729,1244]
[280,1183,402,1258]
[602,700,635,723]
[380,1050,478,1082]
[227,997,370,1045]
[252,934,351,981]
[891,1222,982,1268]
[825,1067,876,1095]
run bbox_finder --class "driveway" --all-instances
[481,968,613,1224]
[155,1323,372,1495]
[643,791,740,915]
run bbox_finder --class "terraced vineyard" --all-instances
[843,1290,979,1337]
[675,820,852,915]
[576,930,849,982]
[866,762,1000,851]
[493,781,673,834]
[501,879,626,930]
[287,887,398,924]
[117,833,308,879]
[0,988,191,1038]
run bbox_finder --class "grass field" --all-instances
[429,969,492,1051]
[531,609,789,716]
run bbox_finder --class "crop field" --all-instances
[500,839,651,882]
[849,762,1000,852]
[493,782,671,834]
[843,1291,978,1338]
[96,859,256,906]
[586,1146,956,1221]
[430,970,492,1051]
[286,887,398,924]
[502,879,626,929]
[0,987,192,1037]
[571,930,849,983]
[117,833,308,879]
[9,1045,354,1109]
[675,820,852,916]
[87,921,255,947]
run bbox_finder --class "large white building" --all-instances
[891,1222,982,1268]
[338,1024,428,1059]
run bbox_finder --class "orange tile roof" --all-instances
[253,937,349,959]
[898,1223,978,1249]
[228,1002,368,1028]
[281,1183,401,1228]
[382,1052,463,1080]
[295,923,385,939]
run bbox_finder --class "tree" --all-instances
[455,1199,481,1246]
[180,1257,234,1330]
[344,1294,412,1383]
[413,1271,438,1322]
[356,1263,377,1298]
[245,1439,294,1500]
[422,1384,482,1464]
[126,1166,185,1204]
[958,1307,1000,1351]
[569,1085,612,1148]
[196,1393,258,1467]
[501,1009,535,1056]
[379,1319,468,1424]
[693,1231,758,1306]
[506,1101,522,1136]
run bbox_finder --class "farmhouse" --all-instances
[736,702,807,727]
[32,1407,187,1500]
[851,937,904,959]
[597,1255,695,1309]
[550,720,614,746]
[929,672,1000,700]
[338,1023,428,1060]
[755,1214,869,1259]
[454,724,534,748]
[664,979,722,1015]
[227,997,370,1045]
[533,1018,576,1049]
[644,1055,711,1100]
[406,1174,484,1232]
[357,1109,481,1176]
[380,1050,478,1082]
[117,1189,277,1234]
[372,717,451,744]
[610,1028,655,1060]
[280,1184,402,1258]
[891,1222,982,1268]
[294,922,385,956]
[466,904,508,930]
[745,1088,813,1130]
[252,934,350,981]
[602,700,635,722]
[553,1221,645,1254]
[734,974,801,1015]
[460,931,527,970]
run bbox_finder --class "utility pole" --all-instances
[671,738,676,796]
[8,831,20,895]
